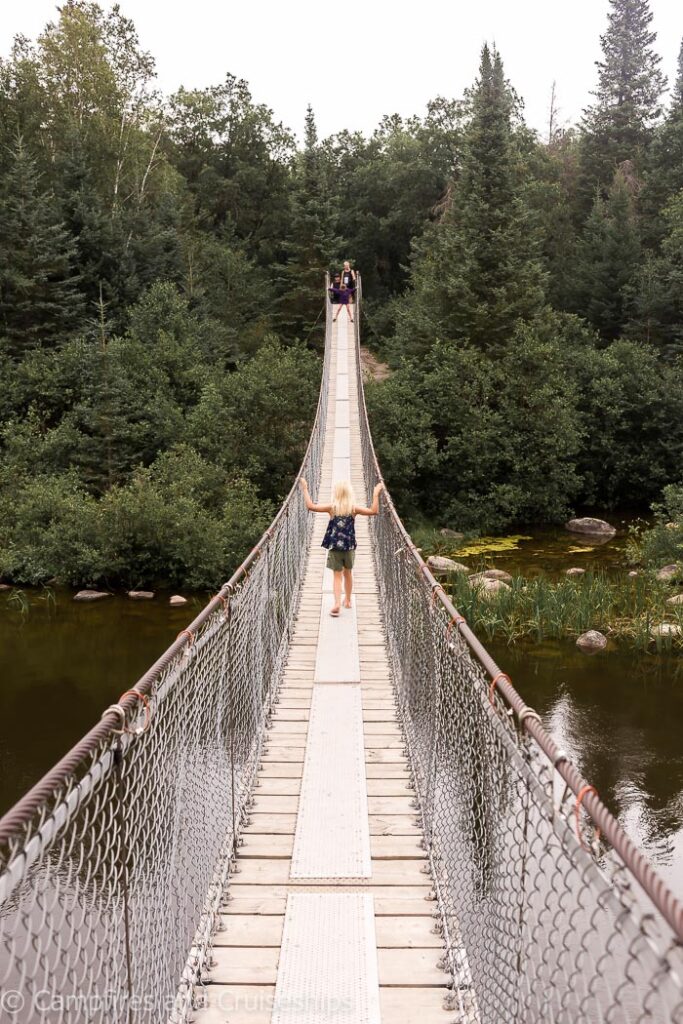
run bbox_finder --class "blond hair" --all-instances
[331,480,355,517]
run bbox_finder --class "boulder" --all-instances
[74,590,110,602]
[565,567,586,577]
[565,518,616,538]
[651,623,682,639]
[628,571,639,578]
[666,593,683,606]
[439,528,465,542]
[469,569,513,585]
[128,590,155,600]
[0,583,11,591]
[170,595,188,607]
[472,578,511,598]
[576,630,607,652]
[656,564,680,583]
[427,555,469,575]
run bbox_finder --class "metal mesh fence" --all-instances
[352,278,683,1024]
[0,299,332,1024]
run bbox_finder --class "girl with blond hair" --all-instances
[300,478,383,616]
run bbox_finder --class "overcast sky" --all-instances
[2,1,682,142]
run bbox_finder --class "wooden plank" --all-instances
[378,948,447,986]
[222,896,436,917]
[233,858,427,886]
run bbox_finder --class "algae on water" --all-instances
[453,535,533,558]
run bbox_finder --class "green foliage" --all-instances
[572,168,641,341]
[0,138,84,353]
[630,484,683,569]
[1,1,683,591]
[369,320,582,532]
[391,45,545,357]
[580,0,666,195]
[0,449,271,589]
[188,339,320,497]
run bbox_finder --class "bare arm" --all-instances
[354,482,383,517]
[300,478,332,514]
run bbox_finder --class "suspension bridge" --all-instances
[1,280,683,1023]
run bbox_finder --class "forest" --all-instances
[0,0,682,588]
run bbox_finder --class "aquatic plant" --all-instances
[446,572,683,653]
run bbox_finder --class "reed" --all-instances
[445,571,683,653]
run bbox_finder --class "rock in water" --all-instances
[576,630,607,652]
[656,564,680,582]
[427,555,470,574]
[565,567,586,577]
[651,623,682,639]
[128,590,155,600]
[469,569,513,585]
[0,583,11,590]
[470,578,511,598]
[74,590,110,602]
[439,528,465,542]
[170,595,188,606]
[666,593,683,606]
[565,518,616,538]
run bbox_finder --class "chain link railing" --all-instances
[353,275,683,1024]
[0,295,332,1024]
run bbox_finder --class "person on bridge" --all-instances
[341,261,356,296]
[300,478,383,616]
[331,281,354,323]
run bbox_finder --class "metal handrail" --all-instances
[352,272,683,943]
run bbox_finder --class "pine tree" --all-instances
[0,137,84,355]
[573,167,641,342]
[280,106,344,340]
[630,191,683,356]
[393,45,545,356]
[642,39,683,242]
[580,0,666,196]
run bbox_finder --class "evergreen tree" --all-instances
[580,0,666,196]
[0,138,84,355]
[573,167,641,342]
[642,39,683,242]
[630,191,683,356]
[393,45,545,357]
[280,106,344,340]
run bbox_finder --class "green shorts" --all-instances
[326,548,356,571]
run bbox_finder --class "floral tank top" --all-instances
[321,514,356,551]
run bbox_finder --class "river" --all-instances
[1,520,682,901]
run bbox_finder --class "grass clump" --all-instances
[446,571,683,653]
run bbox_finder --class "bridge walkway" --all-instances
[196,317,452,1022]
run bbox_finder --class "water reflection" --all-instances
[0,588,204,815]
[488,640,683,899]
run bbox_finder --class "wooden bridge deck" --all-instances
[196,318,451,1022]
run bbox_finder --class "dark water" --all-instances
[0,588,206,815]
[441,517,683,901]
[487,640,683,900]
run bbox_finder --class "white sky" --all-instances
[2,1,682,143]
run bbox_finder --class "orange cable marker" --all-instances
[446,614,466,639]
[177,629,196,647]
[117,690,151,734]
[575,785,601,852]
[488,672,511,707]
